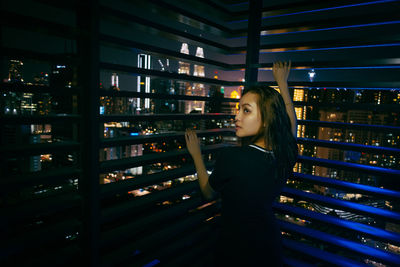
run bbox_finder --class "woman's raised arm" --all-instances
[185,129,217,200]
[273,61,297,137]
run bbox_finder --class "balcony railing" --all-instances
[1,0,399,266]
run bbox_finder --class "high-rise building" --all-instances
[292,88,307,173]
[2,60,43,173]
[100,70,143,182]
[20,92,36,115]
[177,43,207,114]
[190,47,206,114]
[151,77,178,113]
[178,43,191,113]
[33,72,49,86]
[50,64,73,89]
[50,61,78,168]
[100,126,143,183]
[110,73,129,114]
[299,88,400,188]
[316,110,346,178]
[293,89,307,138]
[50,62,75,115]
[7,59,24,83]
[111,72,119,89]
[2,60,24,115]
[137,53,151,112]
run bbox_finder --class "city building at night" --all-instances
[1,0,400,266]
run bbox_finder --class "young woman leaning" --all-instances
[185,61,298,266]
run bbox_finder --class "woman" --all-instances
[185,61,298,266]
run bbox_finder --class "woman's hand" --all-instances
[185,129,202,158]
[273,60,297,136]
[272,61,291,86]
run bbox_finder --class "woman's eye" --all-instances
[244,109,249,113]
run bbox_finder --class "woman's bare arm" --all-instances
[273,61,297,137]
[185,129,216,200]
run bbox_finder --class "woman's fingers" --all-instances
[185,131,189,142]
[191,131,197,142]
[273,61,291,69]
[273,61,291,78]
[185,129,190,143]
[185,128,201,156]
[185,128,197,142]
[284,61,290,71]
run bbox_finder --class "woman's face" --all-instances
[234,92,262,138]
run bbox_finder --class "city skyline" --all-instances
[2,0,400,266]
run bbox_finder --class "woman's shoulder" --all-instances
[222,144,273,155]
[216,145,273,161]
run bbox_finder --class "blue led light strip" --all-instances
[259,66,400,71]
[228,0,397,24]
[260,21,400,37]
[227,20,400,40]
[229,1,248,7]
[259,43,400,54]
[262,0,397,19]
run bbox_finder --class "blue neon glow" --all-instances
[279,219,400,264]
[259,43,400,54]
[260,20,400,37]
[229,1,248,7]
[227,43,400,56]
[130,132,139,136]
[262,0,396,19]
[299,155,400,176]
[293,172,400,198]
[227,18,400,40]
[283,186,400,219]
[214,82,399,90]
[142,260,161,267]
[259,66,400,71]
[311,66,400,70]
[274,202,400,242]
[282,238,361,267]
[291,87,400,90]
[227,0,396,24]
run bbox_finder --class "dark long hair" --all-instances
[239,86,298,180]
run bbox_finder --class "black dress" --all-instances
[208,144,285,267]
